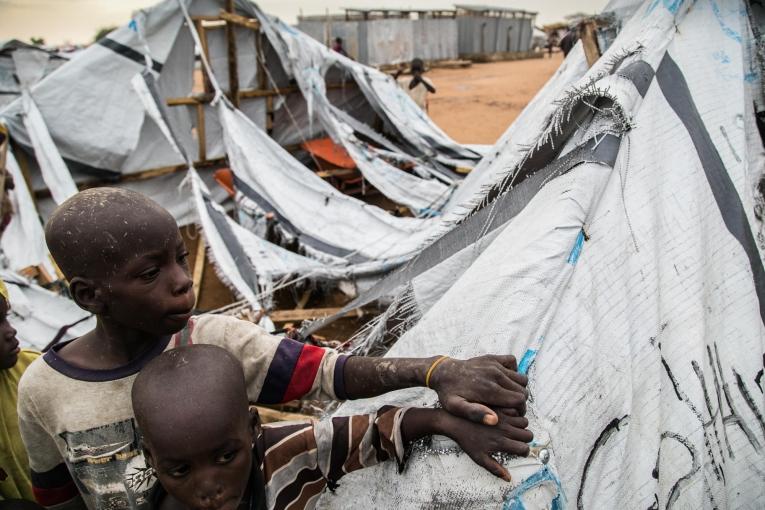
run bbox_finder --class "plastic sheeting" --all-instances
[3,271,95,350]
[20,92,77,204]
[217,100,440,260]
[0,148,52,274]
[319,1,765,508]
[250,7,480,170]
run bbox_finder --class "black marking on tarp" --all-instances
[706,344,734,458]
[660,431,701,509]
[692,359,726,472]
[661,354,726,481]
[734,368,765,440]
[97,38,163,73]
[656,53,765,326]
[577,415,630,510]
[202,194,260,297]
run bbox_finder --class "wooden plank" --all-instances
[192,234,206,301]
[580,21,601,68]
[296,289,312,310]
[269,307,363,322]
[195,20,213,94]
[166,82,357,106]
[265,95,274,134]
[0,124,8,209]
[31,158,227,200]
[196,103,207,162]
[256,31,267,90]
[225,0,240,108]
[316,168,358,179]
[191,15,224,22]
[219,10,260,30]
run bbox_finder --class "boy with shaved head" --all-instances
[18,188,529,510]
[133,345,532,510]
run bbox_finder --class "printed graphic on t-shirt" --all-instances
[59,419,152,510]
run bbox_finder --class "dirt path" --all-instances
[427,53,564,145]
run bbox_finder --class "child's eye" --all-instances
[216,450,238,464]
[167,465,190,478]
[138,267,160,281]
[177,251,190,265]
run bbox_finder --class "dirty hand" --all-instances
[438,408,532,481]
[428,355,528,425]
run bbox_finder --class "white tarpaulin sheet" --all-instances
[320,1,765,508]
[20,92,77,204]
[2,271,95,350]
[0,147,53,274]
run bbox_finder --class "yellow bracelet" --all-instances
[425,356,449,388]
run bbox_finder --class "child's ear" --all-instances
[69,277,105,315]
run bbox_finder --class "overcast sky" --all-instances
[0,0,608,46]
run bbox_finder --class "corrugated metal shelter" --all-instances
[455,4,537,56]
[297,9,459,66]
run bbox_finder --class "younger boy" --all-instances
[134,345,532,510]
[0,279,40,504]
[18,188,529,510]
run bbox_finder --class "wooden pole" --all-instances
[194,20,213,94]
[580,20,601,68]
[192,233,206,301]
[225,0,240,107]
[196,102,207,161]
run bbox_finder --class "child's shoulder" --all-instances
[16,352,57,399]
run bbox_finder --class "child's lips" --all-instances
[166,309,193,323]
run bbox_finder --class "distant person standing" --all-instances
[331,36,348,57]
[547,32,559,58]
[559,29,578,57]
[395,58,436,112]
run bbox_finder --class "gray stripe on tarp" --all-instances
[302,56,657,336]
[232,173,372,264]
[202,194,261,297]
[656,53,765,324]
[98,38,163,73]
[141,69,189,163]
[617,60,655,98]
[302,134,622,336]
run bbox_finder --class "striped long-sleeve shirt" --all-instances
[148,407,411,510]
[17,314,349,510]
[257,406,410,510]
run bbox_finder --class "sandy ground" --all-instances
[427,53,564,145]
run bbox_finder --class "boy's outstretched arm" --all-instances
[401,408,532,481]
[343,355,527,425]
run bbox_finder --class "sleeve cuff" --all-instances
[333,354,352,400]
[392,407,413,473]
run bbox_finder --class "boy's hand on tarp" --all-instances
[405,407,532,481]
[430,355,528,426]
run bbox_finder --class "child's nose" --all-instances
[170,264,193,296]
[195,479,224,509]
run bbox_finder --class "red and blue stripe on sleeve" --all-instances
[256,338,349,404]
[31,463,79,508]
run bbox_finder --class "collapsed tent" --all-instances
[318,1,765,508]
[0,0,502,308]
